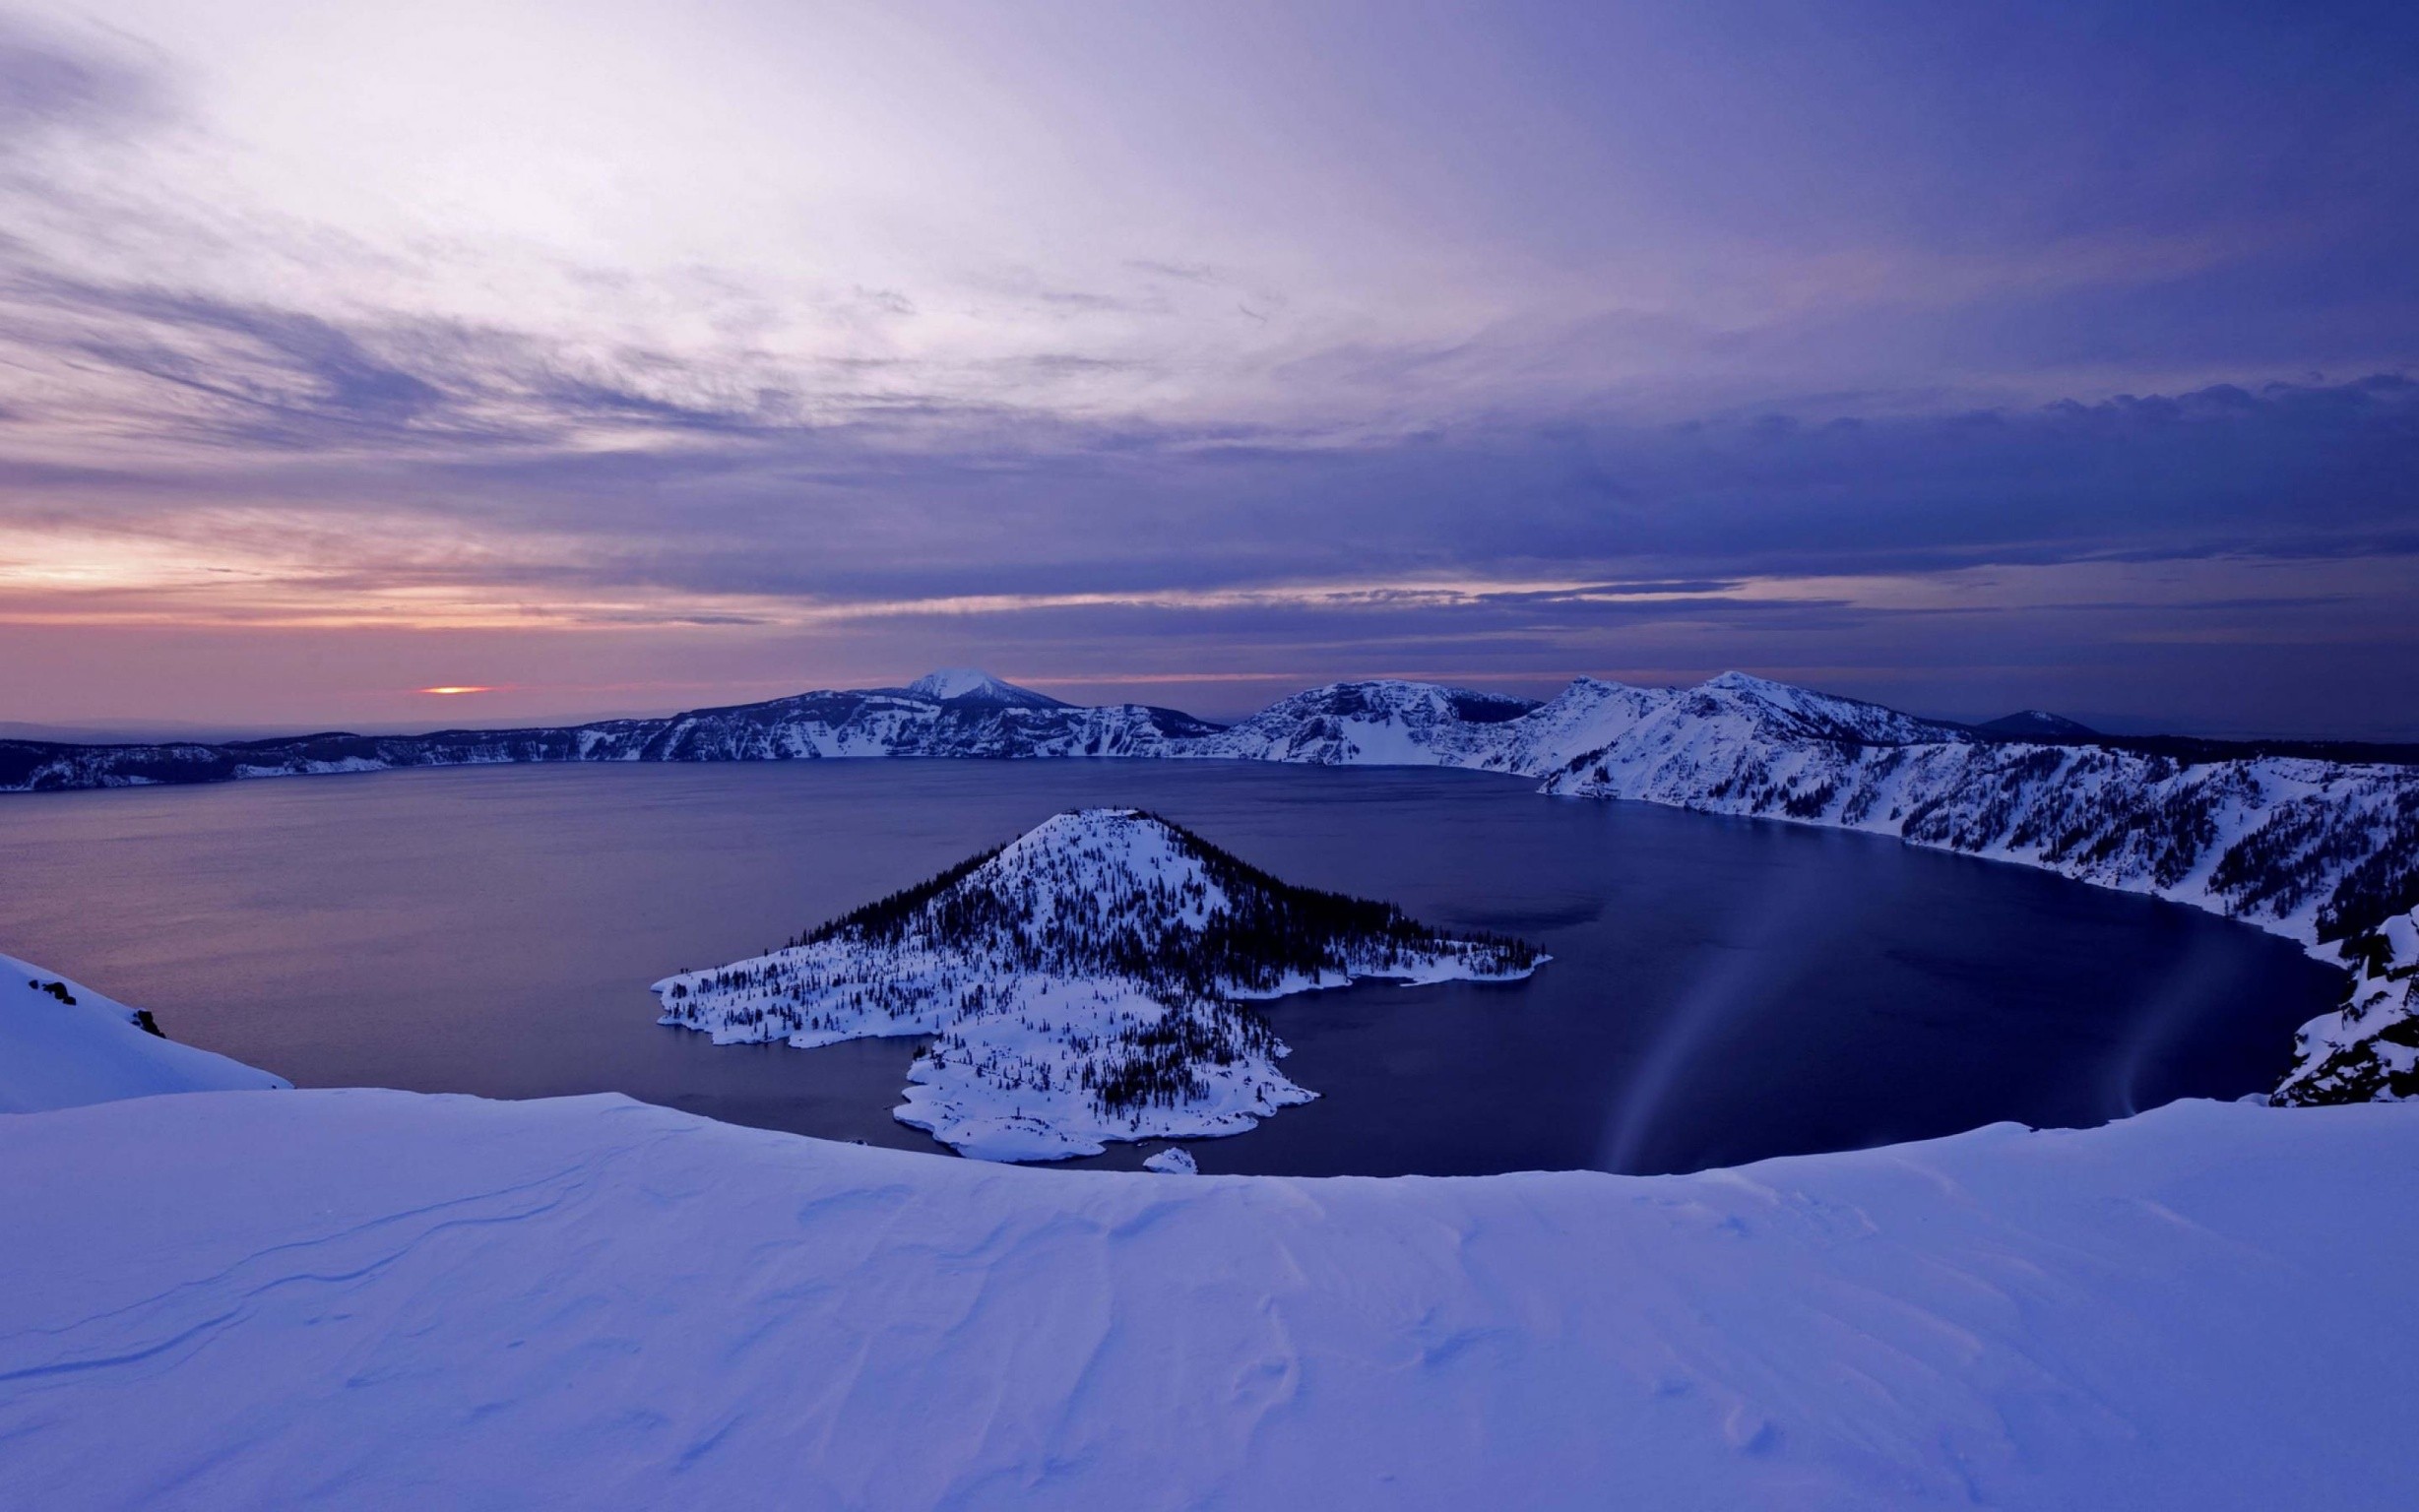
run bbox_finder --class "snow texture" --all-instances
[2,1087,2414,1509]
[654,808,1540,1160]
[0,950,286,1113]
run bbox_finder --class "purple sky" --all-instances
[1,1,2414,736]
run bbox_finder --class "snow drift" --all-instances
[2,1088,2413,1509]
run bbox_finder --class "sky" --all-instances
[0,0,2413,737]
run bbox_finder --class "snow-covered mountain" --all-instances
[902,667,1063,707]
[655,808,1540,1161]
[0,672,1220,789]
[1976,709,2099,739]
[1,951,286,1113]
[1194,671,1961,773]
[1184,679,1541,766]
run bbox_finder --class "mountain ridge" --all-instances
[1976,709,2100,739]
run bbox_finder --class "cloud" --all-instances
[0,16,167,144]
[0,1,2412,735]
[10,235,2419,587]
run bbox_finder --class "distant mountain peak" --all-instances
[903,668,1063,707]
[1975,710,2099,738]
[1686,670,1963,745]
[1701,669,1779,692]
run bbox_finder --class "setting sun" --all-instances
[415,686,496,696]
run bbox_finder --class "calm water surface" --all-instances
[0,761,2344,1175]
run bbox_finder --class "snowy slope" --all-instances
[904,667,1065,706]
[1508,690,2418,1102]
[1531,696,2409,946]
[0,951,286,1112]
[655,808,1540,1160]
[2275,905,2419,1103]
[1185,679,1540,766]
[1193,673,1959,776]
[2,1088,2414,1509]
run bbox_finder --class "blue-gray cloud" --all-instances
[9,253,2414,600]
[0,16,165,143]
[0,1,2414,737]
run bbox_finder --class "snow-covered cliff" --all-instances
[2274,906,2419,1104]
[654,808,1539,1161]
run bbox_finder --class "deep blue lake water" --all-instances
[0,760,2344,1175]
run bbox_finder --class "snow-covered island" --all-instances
[653,807,1541,1161]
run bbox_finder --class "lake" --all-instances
[0,760,2344,1175]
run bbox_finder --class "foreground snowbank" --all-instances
[0,950,286,1113]
[3,1089,2412,1509]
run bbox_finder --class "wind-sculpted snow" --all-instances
[5,1090,2417,1508]
[653,808,1541,1161]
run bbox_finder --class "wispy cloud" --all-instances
[0,0,2413,734]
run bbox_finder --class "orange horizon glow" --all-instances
[416,685,498,696]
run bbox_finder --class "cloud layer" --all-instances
[0,1,2414,735]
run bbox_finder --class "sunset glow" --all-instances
[0,1,2410,736]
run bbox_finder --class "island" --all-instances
[652,807,1543,1161]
